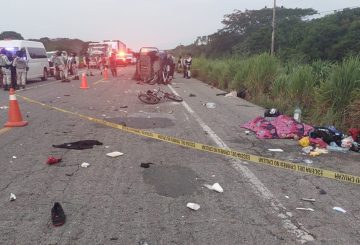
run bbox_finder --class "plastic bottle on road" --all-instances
[293,106,302,122]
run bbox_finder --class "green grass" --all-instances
[190,54,360,130]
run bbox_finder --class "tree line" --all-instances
[172,7,360,62]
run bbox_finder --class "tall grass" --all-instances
[191,54,360,130]
[313,56,360,128]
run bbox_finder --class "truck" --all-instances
[103,40,126,55]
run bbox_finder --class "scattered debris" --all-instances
[52,140,103,150]
[81,162,90,168]
[140,162,154,168]
[110,237,119,241]
[296,207,314,212]
[106,151,124,158]
[216,92,228,96]
[302,146,313,154]
[333,207,346,213]
[168,110,174,114]
[105,146,110,148]
[285,195,290,199]
[309,151,321,157]
[299,137,310,147]
[313,147,328,154]
[204,183,224,193]
[189,93,196,97]
[245,130,250,135]
[10,193,16,201]
[139,239,149,245]
[319,189,327,195]
[205,102,216,109]
[301,198,316,202]
[264,108,282,117]
[12,156,17,159]
[51,202,66,226]
[303,159,313,165]
[225,91,237,97]
[119,105,128,109]
[268,149,284,152]
[242,115,313,139]
[56,97,61,99]
[47,157,62,165]
[187,202,200,210]
[64,94,70,96]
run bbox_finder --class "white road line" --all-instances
[168,84,314,244]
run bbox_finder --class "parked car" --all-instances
[125,53,133,65]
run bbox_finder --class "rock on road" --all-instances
[0,66,359,245]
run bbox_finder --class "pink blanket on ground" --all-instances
[241,115,314,139]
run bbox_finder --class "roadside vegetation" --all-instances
[190,54,360,130]
[173,7,360,130]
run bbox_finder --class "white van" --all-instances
[0,40,49,81]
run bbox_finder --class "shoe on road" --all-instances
[51,202,66,226]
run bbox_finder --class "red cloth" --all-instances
[348,128,360,141]
[309,137,328,148]
[241,115,313,139]
[47,157,62,165]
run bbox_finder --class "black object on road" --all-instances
[264,108,282,117]
[189,93,196,97]
[51,202,66,226]
[52,140,103,150]
[216,92,227,96]
[140,162,154,168]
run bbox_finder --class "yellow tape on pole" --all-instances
[19,95,360,185]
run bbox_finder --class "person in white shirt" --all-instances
[0,49,13,91]
[12,50,28,89]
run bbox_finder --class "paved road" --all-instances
[0,66,359,245]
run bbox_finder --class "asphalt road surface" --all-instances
[0,66,359,245]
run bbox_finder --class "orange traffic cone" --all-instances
[103,67,109,80]
[80,73,89,89]
[4,88,28,127]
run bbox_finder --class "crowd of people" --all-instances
[50,51,80,82]
[1,47,194,91]
[0,48,28,90]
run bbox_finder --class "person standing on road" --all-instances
[13,50,28,89]
[109,53,117,78]
[61,51,70,81]
[0,49,13,91]
[69,52,79,80]
[99,54,107,75]
[53,51,66,81]
[177,56,182,73]
[184,54,192,79]
[83,54,94,76]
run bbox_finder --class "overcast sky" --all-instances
[1,0,359,50]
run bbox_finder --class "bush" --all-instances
[244,53,280,98]
[313,56,360,129]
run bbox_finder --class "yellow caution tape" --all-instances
[19,95,360,185]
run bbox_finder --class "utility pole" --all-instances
[271,0,276,55]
